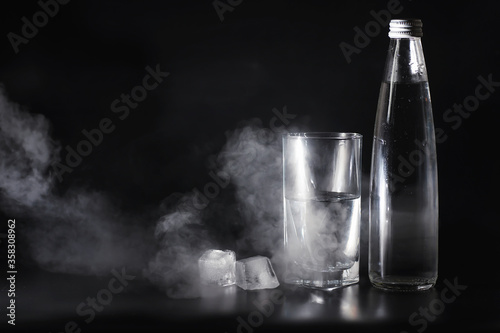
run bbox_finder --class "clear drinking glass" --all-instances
[283,132,362,290]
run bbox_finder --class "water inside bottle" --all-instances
[369,81,438,288]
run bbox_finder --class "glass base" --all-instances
[370,275,436,292]
[285,262,359,290]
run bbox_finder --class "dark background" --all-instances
[0,0,499,332]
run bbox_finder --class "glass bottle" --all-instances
[368,19,438,291]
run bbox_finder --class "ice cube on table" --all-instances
[198,249,236,287]
[235,256,280,290]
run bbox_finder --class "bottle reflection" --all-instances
[366,286,439,321]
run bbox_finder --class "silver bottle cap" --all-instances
[389,19,423,38]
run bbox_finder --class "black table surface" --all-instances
[4,261,498,333]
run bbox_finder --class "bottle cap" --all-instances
[389,19,423,38]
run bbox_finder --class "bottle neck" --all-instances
[383,37,428,84]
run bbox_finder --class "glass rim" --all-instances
[283,132,362,140]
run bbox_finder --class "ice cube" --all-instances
[235,256,280,290]
[198,249,236,287]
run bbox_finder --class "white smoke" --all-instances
[145,191,214,298]
[146,119,294,297]
[217,121,285,256]
[0,88,150,276]
[0,86,290,297]
[0,91,57,205]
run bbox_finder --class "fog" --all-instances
[0,90,302,298]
